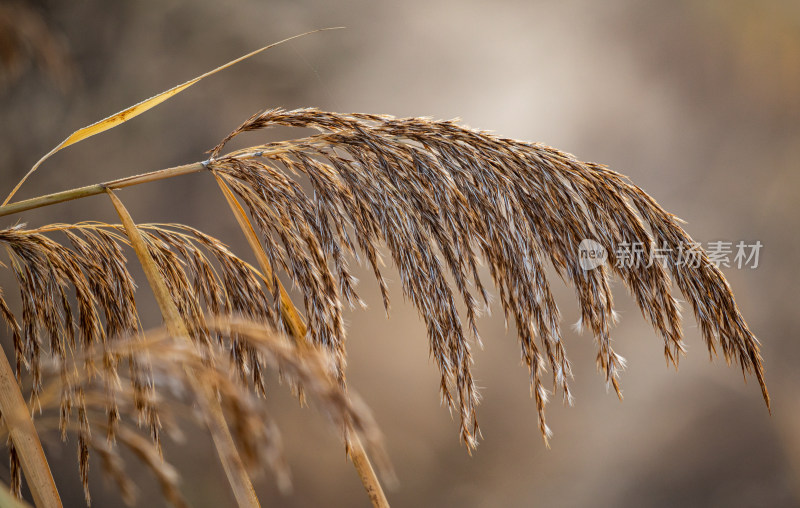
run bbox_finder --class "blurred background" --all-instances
[1,0,799,506]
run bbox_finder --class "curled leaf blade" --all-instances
[3,28,343,206]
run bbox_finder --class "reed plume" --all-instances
[0,104,768,507]
[1,222,280,399]
[209,107,768,446]
[0,2,74,91]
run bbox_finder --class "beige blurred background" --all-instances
[1,1,799,506]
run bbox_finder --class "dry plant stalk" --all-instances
[0,104,769,506]
[214,173,390,507]
[105,189,261,508]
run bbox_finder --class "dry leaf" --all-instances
[2,28,342,206]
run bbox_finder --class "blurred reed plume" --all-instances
[0,2,74,92]
[9,315,384,506]
[0,55,768,508]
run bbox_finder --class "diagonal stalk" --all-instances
[1,159,216,219]
[0,139,337,219]
[0,347,61,507]
[213,173,390,508]
[212,173,306,340]
[105,189,260,508]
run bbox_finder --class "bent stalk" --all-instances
[106,189,260,508]
[213,173,390,508]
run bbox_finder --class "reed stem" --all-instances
[0,150,271,219]
[0,137,340,219]
[0,161,205,218]
[0,347,61,507]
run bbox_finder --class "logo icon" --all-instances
[578,239,607,271]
